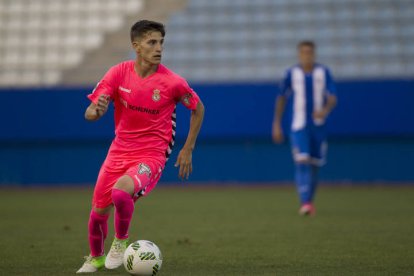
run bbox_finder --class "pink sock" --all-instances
[112,188,134,240]
[88,210,109,257]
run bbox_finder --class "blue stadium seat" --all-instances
[0,0,144,86]
[164,0,414,81]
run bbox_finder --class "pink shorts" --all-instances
[92,157,164,209]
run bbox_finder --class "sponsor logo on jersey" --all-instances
[129,105,160,115]
[120,97,160,115]
[152,89,161,102]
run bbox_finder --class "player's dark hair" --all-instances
[130,20,165,42]
[297,40,316,50]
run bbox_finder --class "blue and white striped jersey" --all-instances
[280,64,336,131]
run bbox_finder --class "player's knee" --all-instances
[93,206,112,215]
[295,157,312,165]
[113,175,135,196]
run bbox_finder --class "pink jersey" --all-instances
[88,61,200,165]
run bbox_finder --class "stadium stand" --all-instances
[163,0,414,82]
[62,0,188,85]
[0,0,144,86]
[0,0,412,86]
[0,0,188,86]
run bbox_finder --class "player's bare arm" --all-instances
[175,101,205,180]
[272,95,287,144]
[313,94,337,120]
[85,94,110,121]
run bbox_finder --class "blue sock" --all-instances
[310,165,319,202]
[295,163,312,204]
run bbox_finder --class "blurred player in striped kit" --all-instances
[272,41,337,216]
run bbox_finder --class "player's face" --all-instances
[298,46,315,67]
[133,31,164,65]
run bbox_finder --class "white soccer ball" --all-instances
[123,240,163,276]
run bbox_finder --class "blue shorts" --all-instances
[290,126,327,166]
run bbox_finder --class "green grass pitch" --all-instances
[1,185,413,275]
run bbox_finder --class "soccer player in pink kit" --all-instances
[77,20,205,273]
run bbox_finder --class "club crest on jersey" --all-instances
[138,163,152,178]
[152,89,161,102]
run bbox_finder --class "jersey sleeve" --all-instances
[174,78,200,110]
[279,70,292,97]
[87,65,120,104]
[325,68,337,95]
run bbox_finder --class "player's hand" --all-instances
[174,147,193,180]
[96,94,110,117]
[313,109,328,121]
[272,123,284,144]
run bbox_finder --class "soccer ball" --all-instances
[123,240,163,276]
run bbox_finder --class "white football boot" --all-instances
[76,255,105,273]
[105,237,129,269]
